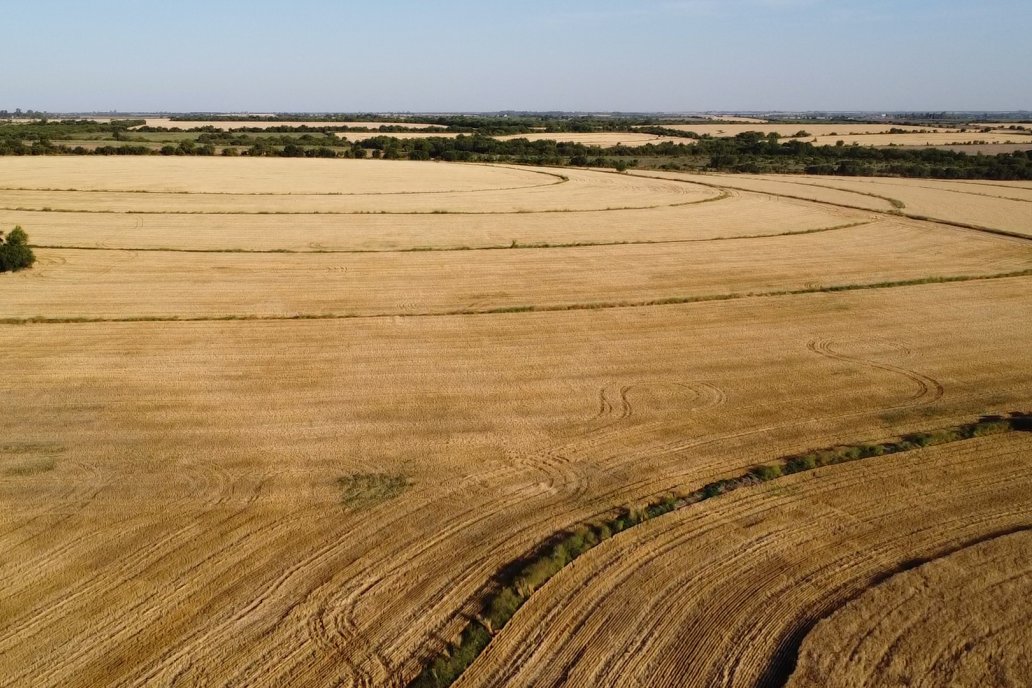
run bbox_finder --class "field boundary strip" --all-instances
[406,413,1032,688]
[27,221,872,254]
[627,171,1032,244]
[0,166,569,197]
[0,186,728,216]
[2,268,1030,326]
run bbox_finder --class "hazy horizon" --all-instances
[5,0,1031,112]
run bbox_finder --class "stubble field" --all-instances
[1,157,1030,687]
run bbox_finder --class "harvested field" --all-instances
[5,220,1030,320]
[789,529,1032,688]
[739,174,1032,236]
[1,156,1030,688]
[3,278,1031,687]
[0,192,858,252]
[630,170,902,212]
[0,162,716,214]
[0,157,553,195]
[629,170,1032,236]
[456,433,1032,688]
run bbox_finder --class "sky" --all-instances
[5,0,1031,113]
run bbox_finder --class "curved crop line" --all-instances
[817,177,1032,205]
[0,191,726,216]
[405,413,1030,687]
[25,221,872,255]
[3,268,1030,326]
[632,171,1032,244]
[743,177,907,210]
[0,165,569,198]
[769,525,1032,688]
[0,167,726,216]
[806,338,945,409]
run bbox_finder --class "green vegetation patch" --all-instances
[0,226,36,273]
[4,457,57,476]
[338,472,411,508]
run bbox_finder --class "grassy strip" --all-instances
[28,221,870,255]
[633,172,1032,243]
[623,171,904,216]
[0,192,726,217]
[0,177,567,197]
[408,413,1031,688]
[766,179,907,209]
[3,268,1031,326]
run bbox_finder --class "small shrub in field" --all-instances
[484,586,522,631]
[338,472,410,508]
[750,464,782,482]
[971,420,1011,436]
[785,453,818,474]
[412,622,491,688]
[0,226,35,273]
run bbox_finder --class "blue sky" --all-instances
[5,0,1030,112]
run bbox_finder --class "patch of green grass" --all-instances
[338,472,411,508]
[4,457,57,476]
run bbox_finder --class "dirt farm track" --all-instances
[1,157,1030,687]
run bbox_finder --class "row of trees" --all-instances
[3,120,1032,179]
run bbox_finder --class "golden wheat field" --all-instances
[1,157,1031,688]
[630,170,1032,236]
[789,528,1032,688]
[457,433,1032,687]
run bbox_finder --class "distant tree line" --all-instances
[2,121,1031,180]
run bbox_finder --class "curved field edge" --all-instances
[626,171,1032,243]
[784,527,1032,688]
[3,268,1030,326]
[0,189,728,217]
[27,221,872,255]
[0,166,569,197]
[406,413,1032,688]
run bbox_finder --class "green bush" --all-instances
[411,622,492,688]
[0,226,35,273]
[484,586,522,631]
[971,420,1011,437]
[785,453,818,474]
[750,464,783,482]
